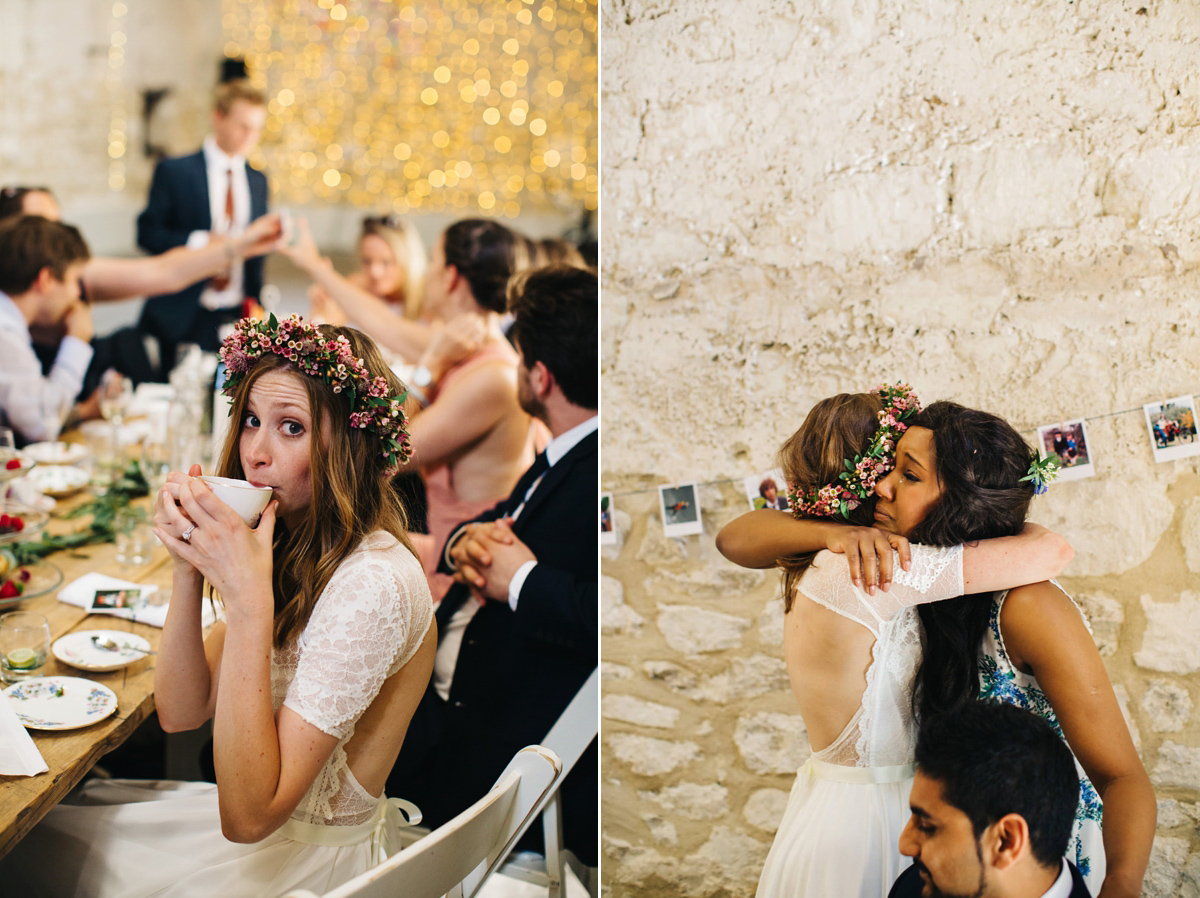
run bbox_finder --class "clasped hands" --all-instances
[449,518,536,603]
[152,464,276,614]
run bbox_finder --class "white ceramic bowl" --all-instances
[198,476,273,526]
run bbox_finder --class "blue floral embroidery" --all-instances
[977,595,1103,871]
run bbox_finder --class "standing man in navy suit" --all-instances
[387,264,598,867]
[136,80,269,371]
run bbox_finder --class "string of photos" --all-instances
[598,392,1200,543]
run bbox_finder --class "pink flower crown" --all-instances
[787,382,922,520]
[219,314,412,474]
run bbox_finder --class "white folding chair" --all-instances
[495,667,599,898]
[395,668,599,898]
[283,745,562,898]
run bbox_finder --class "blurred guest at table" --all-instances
[136,79,270,371]
[308,213,427,328]
[1,184,281,387]
[0,215,110,441]
[388,219,547,601]
[282,216,494,373]
[0,316,435,896]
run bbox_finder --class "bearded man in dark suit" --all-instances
[136,80,268,371]
[388,264,598,867]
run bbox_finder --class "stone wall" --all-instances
[601,2,1200,895]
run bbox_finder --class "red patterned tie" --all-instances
[210,167,235,291]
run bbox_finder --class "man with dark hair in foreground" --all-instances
[890,701,1089,898]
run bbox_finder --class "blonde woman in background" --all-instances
[309,214,427,327]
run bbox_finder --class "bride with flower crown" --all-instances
[717,386,1153,898]
[1,317,435,897]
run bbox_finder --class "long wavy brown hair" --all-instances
[215,324,415,648]
[777,392,883,612]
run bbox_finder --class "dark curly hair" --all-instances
[905,401,1037,723]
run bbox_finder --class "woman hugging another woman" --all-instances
[718,388,1153,898]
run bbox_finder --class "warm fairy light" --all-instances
[107,1,128,190]
[223,0,597,216]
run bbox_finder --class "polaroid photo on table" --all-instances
[1144,395,1200,464]
[600,492,616,545]
[659,483,703,538]
[743,468,791,512]
[1035,420,1096,482]
[89,588,144,614]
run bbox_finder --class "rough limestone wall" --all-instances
[602,2,1200,896]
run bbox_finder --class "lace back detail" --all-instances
[270,531,434,827]
[798,544,962,768]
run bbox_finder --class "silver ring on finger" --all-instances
[181,524,196,543]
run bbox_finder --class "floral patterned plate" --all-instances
[3,676,118,730]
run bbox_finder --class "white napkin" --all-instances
[0,686,48,775]
[58,573,215,629]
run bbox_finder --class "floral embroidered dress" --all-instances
[1,531,434,898]
[978,584,1105,895]
[756,543,964,898]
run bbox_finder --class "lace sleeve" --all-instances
[796,544,964,638]
[284,535,434,738]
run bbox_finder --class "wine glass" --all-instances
[99,370,134,426]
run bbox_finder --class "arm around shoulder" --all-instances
[960,523,1073,594]
[716,510,838,569]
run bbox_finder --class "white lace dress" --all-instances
[756,544,964,898]
[1,531,433,898]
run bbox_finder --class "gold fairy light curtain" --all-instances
[222,0,597,218]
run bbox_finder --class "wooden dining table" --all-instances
[0,496,179,860]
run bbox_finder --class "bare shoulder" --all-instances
[1000,581,1093,670]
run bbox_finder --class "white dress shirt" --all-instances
[0,291,92,442]
[433,414,598,701]
[1041,860,1073,898]
[187,136,252,310]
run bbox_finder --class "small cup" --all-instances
[115,507,156,566]
[199,476,273,526]
[0,611,51,683]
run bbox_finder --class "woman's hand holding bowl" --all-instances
[153,473,277,619]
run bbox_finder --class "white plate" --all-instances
[23,441,90,466]
[23,465,90,498]
[52,629,152,672]
[4,676,118,730]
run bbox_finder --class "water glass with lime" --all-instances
[0,610,51,683]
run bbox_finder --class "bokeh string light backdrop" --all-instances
[221,0,597,219]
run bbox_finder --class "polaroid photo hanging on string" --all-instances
[743,468,791,512]
[1035,420,1096,482]
[659,483,703,538]
[600,492,617,545]
[1144,395,1200,463]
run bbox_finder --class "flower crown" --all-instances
[219,314,412,473]
[788,382,922,520]
[1021,453,1060,495]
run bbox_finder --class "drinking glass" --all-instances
[99,370,134,427]
[115,507,156,566]
[0,611,52,683]
[140,438,171,493]
[38,392,73,441]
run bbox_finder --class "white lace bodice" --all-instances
[794,544,963,768]
[270,531,433,827]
